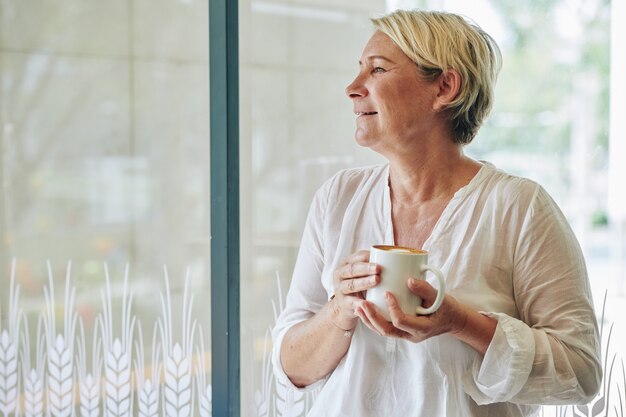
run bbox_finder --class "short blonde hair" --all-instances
[371,10,502,144]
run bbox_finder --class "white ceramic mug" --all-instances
[367,245,446,320]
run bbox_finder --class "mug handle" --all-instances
[414,265,446,315]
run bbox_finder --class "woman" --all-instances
[272,9,602,417]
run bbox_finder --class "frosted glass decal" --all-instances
[249,275,320,417]
[3,263,623,416]
[0,260,211,417]
[0,265,20,417]
[254,276,624,417]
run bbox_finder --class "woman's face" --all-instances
[346,30,440,153]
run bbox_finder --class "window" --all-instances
[240,1,624,416]
[0,1,211,416]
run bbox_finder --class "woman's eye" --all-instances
[373,67,386,73]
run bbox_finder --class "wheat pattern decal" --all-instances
[100,264,135,417]
[615,359,625,417]
[199,384,212,417]
[254,329,273,417]
[79,373,100,417]
[0,329,18,417]
[274,374,305,417]
[158,268,197,417]
[43,261,78,417]
[138,379,159,417]
[6,259,625,417]
[195,330,212,417]
[135,321,162,417]
[1,260,216,416]
[508,291,626,417]
[0,260,22,417]
[262,272,319,417]
[0,330,18,417]
[77,319,102,417]
[164,343,192,417]
[20,317,46,417]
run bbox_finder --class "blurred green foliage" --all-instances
[473,0,610,159]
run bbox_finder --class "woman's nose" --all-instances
[345,74,367,99]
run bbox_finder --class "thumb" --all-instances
[384,291,404,317]
[407,278,438,306]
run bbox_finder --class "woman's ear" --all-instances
[433,69,461,110]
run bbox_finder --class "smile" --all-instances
[355,112,377,116]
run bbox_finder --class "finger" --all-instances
[358,303,387,336]
[342,294,366,311]
[355,306,380,336]
[407,278,438,308]
[361,301,408,338]
[339,274,379,295]
[340,250,371,265]
[337,261,379,280]
[385,292,421,334]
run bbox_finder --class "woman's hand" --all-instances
[331,250,381,331]
[355,278,468,343]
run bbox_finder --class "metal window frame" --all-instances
[209,0,240,416]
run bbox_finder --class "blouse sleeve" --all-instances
[463,184,602,405]
[271,178,333,392]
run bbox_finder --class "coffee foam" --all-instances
[372,245,426,254]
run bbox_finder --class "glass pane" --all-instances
[0,1,211,415]
[239,0,386,414]
[242,1,623,416]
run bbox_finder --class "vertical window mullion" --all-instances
[209,0,240,416]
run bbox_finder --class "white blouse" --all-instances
[272,162,602,417]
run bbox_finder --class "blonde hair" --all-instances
[371,10,502,144]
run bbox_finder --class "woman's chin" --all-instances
[354,132,379,148]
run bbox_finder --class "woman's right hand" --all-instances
[331,250,380,331]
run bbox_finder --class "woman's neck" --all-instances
[387,145,480,207]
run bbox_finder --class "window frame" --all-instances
[209,0,240,416]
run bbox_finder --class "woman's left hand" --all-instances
[355,278,469,343]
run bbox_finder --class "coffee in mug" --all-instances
[366,245,446,321]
